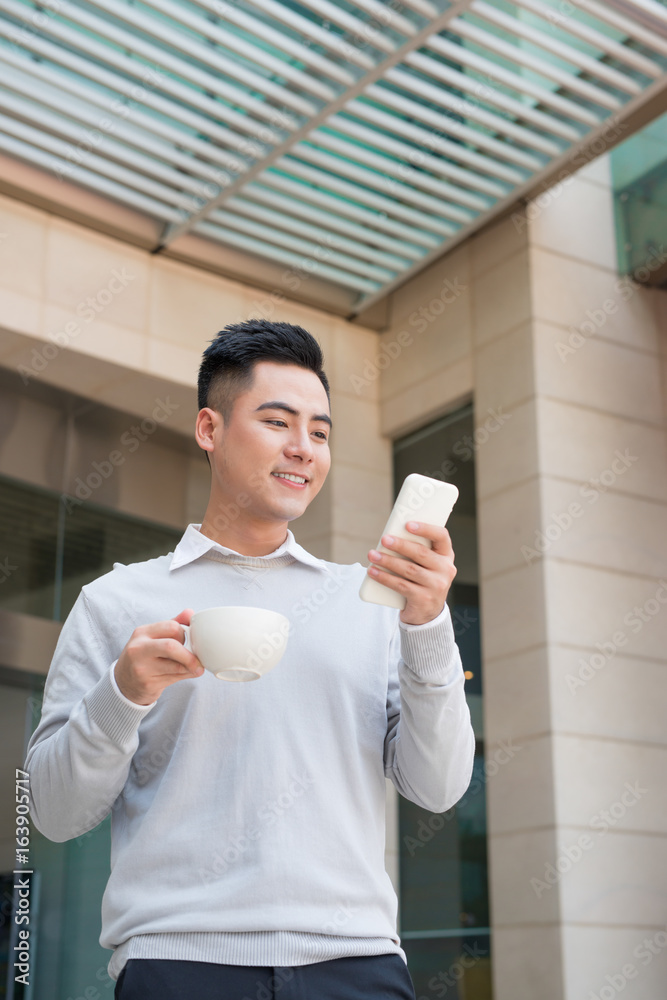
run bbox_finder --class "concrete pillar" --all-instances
[474,158,667,999]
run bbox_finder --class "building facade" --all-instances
[1,147,666,999]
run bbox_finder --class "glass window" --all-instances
[393,404,492,999]
[0,475,182,998]
[21,693,115,1000]
[611,111,667,284]
[0,473,182,621]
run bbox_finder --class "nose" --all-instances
[284,424,315,464]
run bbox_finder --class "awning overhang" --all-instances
[0,0,666,321]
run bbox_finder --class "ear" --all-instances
[195,407,222,455]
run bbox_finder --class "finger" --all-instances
[149,637,200,671]
[138,619,192,641]
[160,661,204,678]
[404,522,454,556]
[160,668,204,689]
[367,564,413,595]
[172,608,195,625]
[369,550,431,584]
[374,534,441,569]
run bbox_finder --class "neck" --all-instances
[199,506,289,557]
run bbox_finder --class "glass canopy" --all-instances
[612,110,667,285]
[1,0,666,315]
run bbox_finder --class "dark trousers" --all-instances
[114,954,416,1000]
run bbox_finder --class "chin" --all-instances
[283,499,311,520]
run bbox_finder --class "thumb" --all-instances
[173,608,195,626]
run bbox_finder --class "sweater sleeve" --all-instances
[24,589,154,843]
[383,602,476,814]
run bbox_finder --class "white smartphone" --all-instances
[359,473,459,610]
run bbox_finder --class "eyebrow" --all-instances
[254,401,333,430]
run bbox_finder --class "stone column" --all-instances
[473,158,667,999]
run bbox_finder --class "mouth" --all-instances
[271,472,309,489]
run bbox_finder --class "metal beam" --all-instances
[604,0,667,33]
[0,51,237,180]
[451,16,622,110]
[470,0,643,94]
[566,0,667,55]
[157,0,477,248]
[511,0,664,77]
[255,173,439,247]
[0,0,277,146]
[349,72,667,318]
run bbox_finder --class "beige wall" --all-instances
[379,241,473,441]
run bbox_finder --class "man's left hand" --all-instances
[367,522,457,626]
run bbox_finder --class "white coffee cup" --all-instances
[181,606,290,682]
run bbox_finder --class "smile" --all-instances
[272,472,308,488]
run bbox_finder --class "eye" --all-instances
[265,420,328,441]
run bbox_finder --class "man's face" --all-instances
[204,361,332,525]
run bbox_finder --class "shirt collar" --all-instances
[169,523,325,572]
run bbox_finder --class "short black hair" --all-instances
[198,319,330,423]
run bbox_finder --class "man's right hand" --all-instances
[114,609,204,706]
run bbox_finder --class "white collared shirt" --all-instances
[169,523,325,572]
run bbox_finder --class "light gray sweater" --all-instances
[25,524,475,980]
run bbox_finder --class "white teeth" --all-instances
[273,472,307,484]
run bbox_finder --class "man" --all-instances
[26,320,475,1000]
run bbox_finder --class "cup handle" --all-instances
[180,623,193,653]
